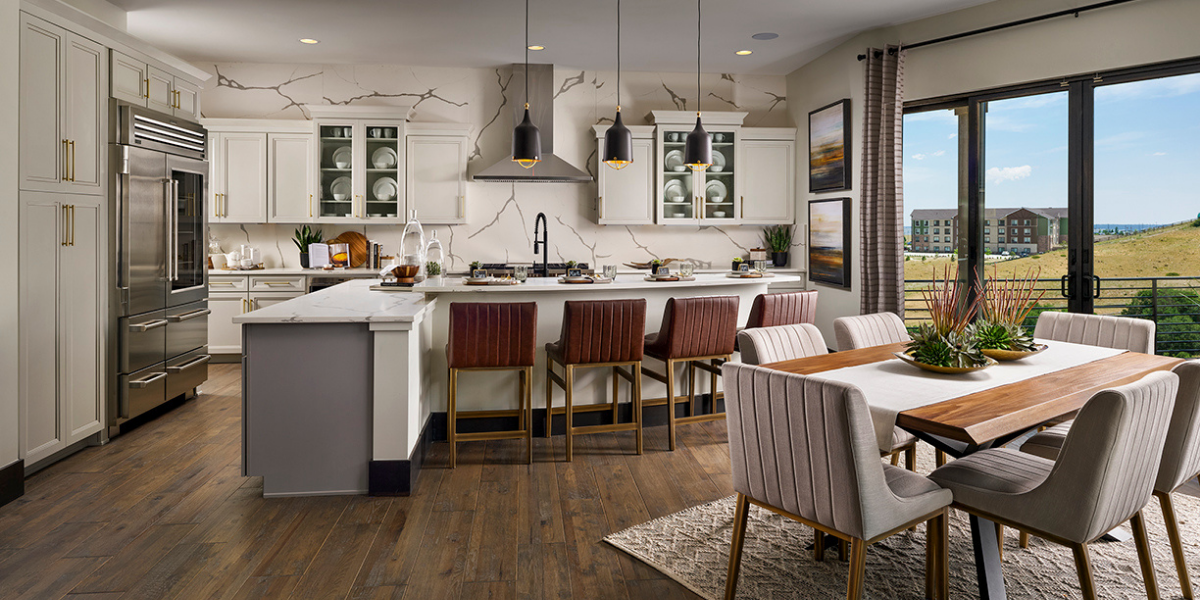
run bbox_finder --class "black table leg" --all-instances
[971,514,1007,600]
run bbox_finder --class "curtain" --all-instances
[860,45,906,317]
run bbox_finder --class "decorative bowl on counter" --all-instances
[391,264,420,283]
[893,351,996,375]
[980,344,1049,361]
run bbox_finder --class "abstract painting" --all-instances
[809,99,851,192]
[808,198,851,288]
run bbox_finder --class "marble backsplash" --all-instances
[204,63,801,271]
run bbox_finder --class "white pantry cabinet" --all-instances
[593,124,656,225]
[19,13,106,195]
[19,191,104,466]
[111,49,202,121]
[406,123,472,225]
[739,130,797,225]
[210,132,268,224]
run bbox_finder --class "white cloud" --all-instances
[911,153,926,160]
[986,165,1032,184]
[948,133,958,139]
[1153,151,1168,156]
[932,150,946,157]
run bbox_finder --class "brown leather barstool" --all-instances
[736,290,819,352]
[643,295,739,451]
[545,299,646,461]
[446,302,537,468]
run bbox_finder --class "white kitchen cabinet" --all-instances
[406,124,471,225]
[210,132,268,224]
[251,292,306,311]
[647,111,746,226]
[19,14,106,196]
[309,105,415,225]
[593,124,656,225]
[110,50,147,105]
[173,78,201,121]
[19,191,104,466]
[112,52,202,121]
[268,133,315,223]
[147,65,174,114]
[739,131,797,225]
[208,290,248,355]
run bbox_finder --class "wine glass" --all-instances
[753,260,767,274]
[602,265,617,280]
[513,265,528,282]
[679,263,695,278]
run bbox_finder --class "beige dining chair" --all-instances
[833,312,911,352]
[722,362,952,600]
[1034,311,1156,355]
[737,324,918,471]
[1019,361,1200,598]
[929,370,1179,600]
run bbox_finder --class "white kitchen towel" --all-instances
[808,340,1126,453]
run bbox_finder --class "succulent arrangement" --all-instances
[905,266,988,369]
[292,225,324,254]
[426,261,442,276]
[969,267,1046,353]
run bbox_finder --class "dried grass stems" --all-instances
[921,265,982,336]
[978,266,1047,327]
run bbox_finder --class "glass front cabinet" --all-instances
[309,106,414,225]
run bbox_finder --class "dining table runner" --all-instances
[809,340,1127,453]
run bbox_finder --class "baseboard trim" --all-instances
[0,459,24,508]
[368,417,432,496]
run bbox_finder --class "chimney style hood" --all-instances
[474,64,593,183]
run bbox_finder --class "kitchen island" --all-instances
[236,273,804,496]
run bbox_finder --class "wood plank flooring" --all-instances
[0,364,729,599]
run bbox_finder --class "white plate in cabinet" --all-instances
[739,132,796,225]
[593,124,655,225]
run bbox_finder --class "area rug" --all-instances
[604,448,1200,599]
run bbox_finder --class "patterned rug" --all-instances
[604,448,1200,599]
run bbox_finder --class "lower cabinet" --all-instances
[19,191,104,465]
[209,275,308,355]
[209,291,249,355]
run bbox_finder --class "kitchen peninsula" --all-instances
[235,272,803,496]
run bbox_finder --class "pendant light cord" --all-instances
[616,0,621,108]
[696,0,701,116]
[524,0,529,107]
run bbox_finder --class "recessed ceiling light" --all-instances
[735,50,753,56]
[299,38,319,44]
[527,45,545,50]
[751,32,778,40]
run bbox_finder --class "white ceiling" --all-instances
[106,0,998,75]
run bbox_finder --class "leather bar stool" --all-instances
[545,299,646,461]
[446,302,537,468]
[736,290,819,352]
[643,295,739,451]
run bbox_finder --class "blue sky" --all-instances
[903,72,1200,225]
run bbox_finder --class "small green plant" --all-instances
[1191,218,1200,228]
[905,266,988,368]
[1167,272,1181,277]
[731,257,744,263]
[566,260,578,268]
[469,260,482,270]
[426,261,442,276]
[761,225,793,252]
[970,267,1046,352]
[292,225,324,254]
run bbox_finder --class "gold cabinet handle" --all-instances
[458,195,465,219]
[309,193,313,218]
[740,196,744,219]
[61,139,68,180]
[70,205,76,246]
[69,140,76,182]
[61,205,67,246]
[597,196,603,220]
[143,78,149,99]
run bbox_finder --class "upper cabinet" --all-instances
[649,111,746,226]
[267,133,316,223]
[210,132,267,224]
[19,14,106,196]
[593,124,656,225]
[739,129,797,225]
[205,120,315,224]
[111,50,202,122]
[309,106,414,225]
[406,123,472,225]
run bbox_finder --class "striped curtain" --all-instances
[860,46,906,316]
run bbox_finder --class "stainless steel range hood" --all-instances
[473,64,593,183]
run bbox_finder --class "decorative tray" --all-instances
[980,344,1049,361]
[726,272,774,278]
[643,276,696,282]
[893,351,996,374]
[218,265,265,271]
[369,283,417,292]
[463,278,521,286]
[558,277,614,284]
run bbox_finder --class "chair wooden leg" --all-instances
[814,528,825,562]
[525,367,534,464]
[1131,510,1162,600]
[1160,491,1194,600]
[1073,543,1097,600]
[923,511,948,600]
[935,450,947,468]
[905,445,916,472]
[890,453,900,466]
[545,362,554,439]
[839,539,848,561]
[725,493,750,600]
[634,363,644,455]
[1019,531,1029,548]
[565,366,575,462]
[996,523,1005,562]
[667,360,677,451]
[846,540,867,600]
[448,368,458,469]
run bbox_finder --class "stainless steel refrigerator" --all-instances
[108,102,210,435]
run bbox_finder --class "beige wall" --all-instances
[787,0,1200,345]
[1,0,21,467]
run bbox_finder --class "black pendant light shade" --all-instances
[513,104,542,169]
[683,115,711,171]
[603,110,633,170]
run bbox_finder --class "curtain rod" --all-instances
[856,0,1142,61]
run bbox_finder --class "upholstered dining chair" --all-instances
[1034,311,1156,355]
[722,363,952,600]
[929,371,1179,600]
[736,324,918,471]
[833,312,910,352]
[1019,361,1200,598]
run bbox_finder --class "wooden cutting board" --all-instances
[328,231,369,268]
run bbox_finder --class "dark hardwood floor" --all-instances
[0,364,729,599]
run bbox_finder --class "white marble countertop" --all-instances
[233,278,433,324]
[413,272,805,293]
[209,268,382,277]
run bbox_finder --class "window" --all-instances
[998,228,1005,234]
[999,219,1005,226]
[985,220,991,225]
[933,237,940,242]
[1024,237,1031,243]
[1024,228,1031,234]
[1024,219,1030,225]
[985,237,991,243]
[999,237,1005,243]
[985,228,990,234]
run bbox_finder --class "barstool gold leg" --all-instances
[518,368,526,434]
[667,359,677,451]
[687,360,697,417]
[526,367,534,464]
[565,365,575,462]
[448,367,458,469]
[710,359,719,415]
[612,366,620,425]
[634,362,644,455]
[545,362,553,439]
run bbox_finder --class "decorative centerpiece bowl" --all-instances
[971,267,1048,361]
[902,266,991,375]
[895,351,996,374]
[980,344,1048,362]
[391,264,419,283]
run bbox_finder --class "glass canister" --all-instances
[424,231,444,283]
[400,211,426,282]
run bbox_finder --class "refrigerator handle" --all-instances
[171,178,180,282]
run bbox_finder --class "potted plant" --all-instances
[762,225,793,268]
[426,261,442,277]
[969,267,1048,360]
[292,226,323,268]
[904,266,990,372]
[566,260,577,268]
[731,256,744,272]
[650,259,663,275]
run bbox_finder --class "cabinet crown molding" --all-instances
[201,119,313,134]
[646,110,748,126]
[305,105,416,121]
[406,122,474,136]
[741,127,798,141]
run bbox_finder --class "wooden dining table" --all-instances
[762,341,1182,600]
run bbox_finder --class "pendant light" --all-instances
[683,0,712,171]
[602,0,633,170]
[512,0,542,168]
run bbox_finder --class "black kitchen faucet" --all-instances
[533,212,549,277]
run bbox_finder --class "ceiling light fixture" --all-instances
[751,32,778,40]
[299,38,319,44]
[527,45,545,50]
[603,0,632,170]
[735,50,752,56]
[512,0,542,169]
[683,0,711,172]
